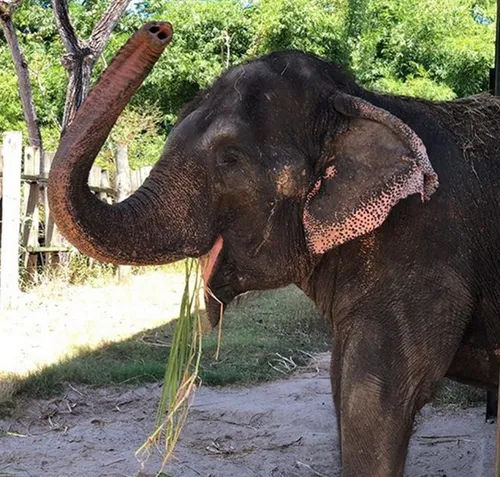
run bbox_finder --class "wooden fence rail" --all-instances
[0,132,151,309]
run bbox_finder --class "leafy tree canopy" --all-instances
[0,0,496,168]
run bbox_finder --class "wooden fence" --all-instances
[0,131,152,309]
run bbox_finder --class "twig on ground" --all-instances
[415,435,474,444]
[138,334,170,348]
[268,353,297,374]
[248,412,267,426]
[194,413,259,431]
[1,428,26,437]
[103,458,126,467]
[68,384,84,396]
[183,463,207,476]
[296,461,329,477]
[298,350,320,376]
[115,399,135,412]
[206,439,235,455]
[262,436,303,450]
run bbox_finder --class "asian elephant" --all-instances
[48,22,500,476]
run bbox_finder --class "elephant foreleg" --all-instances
[331,310,468,477]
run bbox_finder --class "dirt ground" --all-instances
[0,353,495,477]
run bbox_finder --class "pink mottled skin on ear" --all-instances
[324,165,337,179]
[304,159,425,254]
[306,162,337,202]
[303,94,439,255]
[307,178,323,201]
[359,232,377,279]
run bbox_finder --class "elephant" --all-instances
[48,22,500,476]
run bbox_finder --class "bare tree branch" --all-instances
[88,0,130,56]
[0,4,43,150]
[51,0,131,133]
[61,54,93,130]
[50,0,80,54]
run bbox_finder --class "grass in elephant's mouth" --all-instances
[1,281,329,404]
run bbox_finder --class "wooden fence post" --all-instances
[1,132,22,310]
[99,170,112,204]
[44,151,64,250]
[130,169,141,192]
[21,146,40,280]
[115,144,132,282]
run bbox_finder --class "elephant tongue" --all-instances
[201,235,224,287]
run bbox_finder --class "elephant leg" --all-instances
[331,309,468,477]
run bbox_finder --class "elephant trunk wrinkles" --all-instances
[48,23,215,265]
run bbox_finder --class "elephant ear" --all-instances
[303,93,439,255]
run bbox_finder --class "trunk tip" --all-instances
[142,21,173,45]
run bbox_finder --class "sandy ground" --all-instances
[0,354,495,477]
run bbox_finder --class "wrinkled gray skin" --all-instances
[48,24,500,477]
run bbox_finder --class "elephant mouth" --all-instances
[200,235,238,327]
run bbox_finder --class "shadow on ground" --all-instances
[1,286,331,411]
[0,282,486,418]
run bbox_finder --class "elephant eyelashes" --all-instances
[219,155,238,166]
[217,148,240,167]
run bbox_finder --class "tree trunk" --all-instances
[61,53,94,133]
[115,143,132,281]
[0,8,43,151]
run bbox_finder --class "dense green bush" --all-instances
[0,0,496,167]
[249,0,348,62]
[351,0,495,97]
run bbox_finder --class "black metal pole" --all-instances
[494,8,500,477]
[487,4,500,432]
[495,0,500,95]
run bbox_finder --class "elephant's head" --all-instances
[48,23,438,325]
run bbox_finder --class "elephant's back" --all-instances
[431,94,500,169]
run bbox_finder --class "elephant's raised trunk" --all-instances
[48,22,217,265]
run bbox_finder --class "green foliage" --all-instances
[371,76,457,101]
[49,248,116,285]
[0,0,496,162]
[99,104,165,170]
[3,0,67,146]
[0,63,25,132]
[435,379,485,408]
[249,0,348,63]
[135,0,255,130]
[352,0,495,98]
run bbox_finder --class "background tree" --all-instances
[0,0,42,149]
[51,0,131,132]
[0,0,496,169]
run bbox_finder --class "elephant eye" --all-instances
[217,147,240,167]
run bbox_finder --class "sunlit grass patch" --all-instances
[0,375,17,404]
[0,270,187,379]
[3,285,328,401]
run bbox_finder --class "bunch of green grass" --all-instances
[137,258,204,466]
